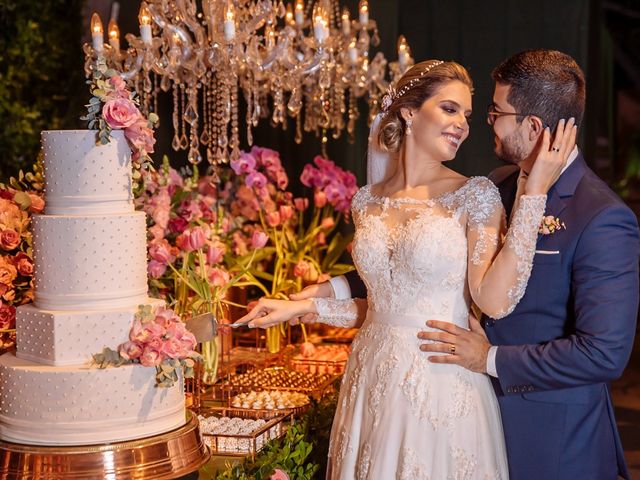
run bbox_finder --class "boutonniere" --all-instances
[539,215,566,235]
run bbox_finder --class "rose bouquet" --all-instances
[81,57,157,190]
[0,164,45,352]
[93,305,200,388]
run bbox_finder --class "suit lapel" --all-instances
[543,153,587,218]
[495,152,587,224]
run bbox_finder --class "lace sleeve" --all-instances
[312,298,367,328]
[466,178,546,319]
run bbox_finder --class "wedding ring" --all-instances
[449,344,456,355]
[551,146,560,152]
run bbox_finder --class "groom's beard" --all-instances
[494,130,527,166]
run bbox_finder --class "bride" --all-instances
[235,60,576,479]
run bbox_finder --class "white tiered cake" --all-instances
[0,130,186,445]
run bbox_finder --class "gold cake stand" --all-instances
[0,411,210,479]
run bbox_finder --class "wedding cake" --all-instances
[0,130,186,445]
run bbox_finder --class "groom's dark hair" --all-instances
[492,49,585,129]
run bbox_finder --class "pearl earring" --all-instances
[406,119,413,135]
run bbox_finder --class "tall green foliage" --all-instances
[0,0,86,179]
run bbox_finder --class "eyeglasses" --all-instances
[486,103,542,126]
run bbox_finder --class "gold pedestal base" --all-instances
[0,411,210,479]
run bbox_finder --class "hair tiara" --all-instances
[380,60,445,113]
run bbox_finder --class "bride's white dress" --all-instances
[315,177,546,479]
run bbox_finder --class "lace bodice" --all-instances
[314,177,546,326]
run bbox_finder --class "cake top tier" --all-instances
[41,130,133,215]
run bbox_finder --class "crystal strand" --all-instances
[295,101,303,144]
[347,87,358,142]
[200,81,210,146]
[244,75,254,146]
[179,84,189,150]
[171,83,181,151]
[229,78,240,162]
[207,73,217,165]
[153,73,160,127]
[187,85,201,164]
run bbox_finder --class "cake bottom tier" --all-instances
[0,353,186,446]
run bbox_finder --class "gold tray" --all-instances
[197,409,290,457]
[0,411,209,479]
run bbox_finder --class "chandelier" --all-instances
[85,0,414,165]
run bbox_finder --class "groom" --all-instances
[416,49,640,480]
[296,50,640,479]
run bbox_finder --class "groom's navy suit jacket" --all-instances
[345,152,639,480]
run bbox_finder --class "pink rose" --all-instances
[0,229,20,251]
[0,302,16,330]
[27,193,44,213]
[208,267,230,287]
[270,469,290,480]
[314,191,328,208]
[15,254,33,276]
[125,118,156,153]
[166,322,197,351]
[251,230,268,249]
[161,337,185,358]
[109,75,128,93]
[266,211,281,227]
[119,341,143,360]
[0,256,17,285]
[140,346,163,367]
[102,98,141,129]
[148,260,167,278]
[245,171,268,190]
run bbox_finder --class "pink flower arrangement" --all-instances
[93,305,200,388]
[82,59,158,180]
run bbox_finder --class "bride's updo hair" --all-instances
[378,60,473,153]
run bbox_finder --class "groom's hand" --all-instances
[417,314,491,374]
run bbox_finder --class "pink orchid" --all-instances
[230,152,258,175]
[245,171,268,190]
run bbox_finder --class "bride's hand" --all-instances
[234,298,315,329]
[525,117,577,195]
